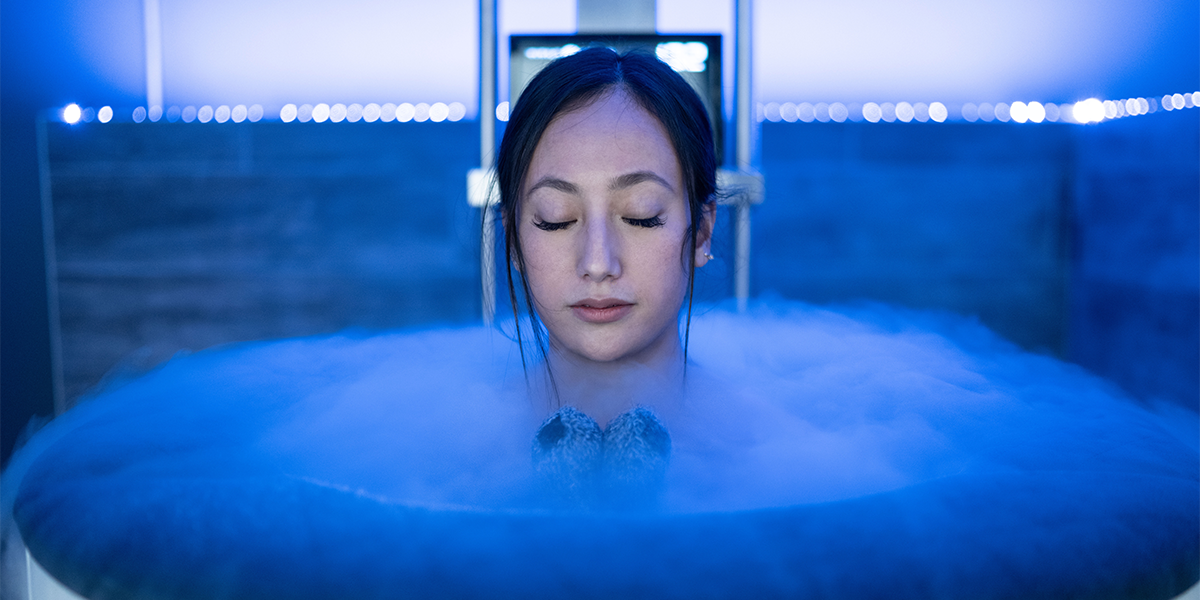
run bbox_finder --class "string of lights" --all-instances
[58,91,1199,125]
[758,92,1200,124]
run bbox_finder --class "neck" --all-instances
[537,336,686,426]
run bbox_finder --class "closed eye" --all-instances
[533,219,576,231]
[623,216,665,228]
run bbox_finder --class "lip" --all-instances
[570,299,633,324]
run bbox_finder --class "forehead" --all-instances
[526,89,681,186]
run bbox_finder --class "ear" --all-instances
[694,202,717,267]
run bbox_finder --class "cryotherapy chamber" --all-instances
[4,0,1199,598]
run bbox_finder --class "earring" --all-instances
[702,252,715,261]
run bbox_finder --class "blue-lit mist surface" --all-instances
[4,300,1197,599]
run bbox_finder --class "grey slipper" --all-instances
[531,406,603,507]
[601,406,671,509]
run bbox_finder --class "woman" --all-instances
[494,47,717,508]
[499,47,715,421]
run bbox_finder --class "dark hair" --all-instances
[493,46,717,375]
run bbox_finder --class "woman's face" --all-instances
[518,89,712,366]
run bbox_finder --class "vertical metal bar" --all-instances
[143,0,164,109]
[25,548,35,600]
[480,0,496,169]
[36,116,65,415]
[734,0,754,312]
[480,0,498,324]
[735,0,753,171]
[735,198,751,312]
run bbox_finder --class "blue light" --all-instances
[862,102,882,123]
[429,102,449,123]
[396,103,415,123]
[311,103,330,123]
[929,102,947,123]
[62,103,82,124]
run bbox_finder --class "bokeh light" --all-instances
[1027,101,1046,123]
[312,103,330,123]
[346,104,363,123]
[413,103,431,122]
[929,102,947,123]
[862,102,881,123]
[63,104,83,124]
[814,102,831,123]
[797,102,814,123]
[97,106,113,123]
[363,103,381,123]
[779,102,797,123]
[149,106,163,122]
[1009,101,1028,123]
[895,101,913,123]
[1072,98,1104,123]
[329,103,347,123]
[231,105,247,123]
[132,106,147,123]
[429,102,450,122]
[829,103,848,123]
[396,103,415,122]
[280,104,298,123]
[994,102,1011,122]
[978,103,994,122]
[214,105,230,123]
[448,102,466,122]
[912,102,929,123]
[880,102,896,122]
[961,103,979,122]
[763,102,781,122]
[181,106,197,123]
[496,101,510,122]
[380,103,397,122]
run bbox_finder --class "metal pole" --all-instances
[479,0,498,324]
[143,0,164,110]
[37,116,66,415]
[734,0,754,312]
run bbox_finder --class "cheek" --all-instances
[518,231,568,292]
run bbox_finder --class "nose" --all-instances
[578,217,621,281]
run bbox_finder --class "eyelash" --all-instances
[623,216,665,228]
[533,219,575,231]
[532,216,665,231]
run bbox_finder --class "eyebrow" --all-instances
[609,171,675,193]
[526,171,675,196]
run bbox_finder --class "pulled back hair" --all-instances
[494,46,717,373]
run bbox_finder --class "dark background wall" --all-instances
[1070,110,1200,408]
[2,0,142,466]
